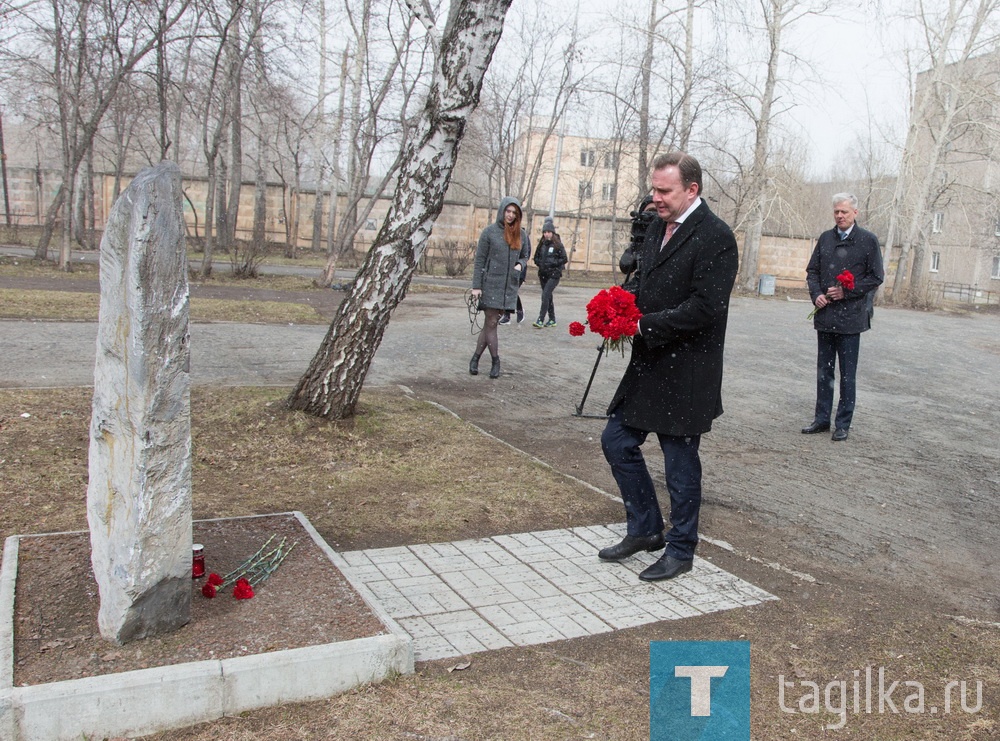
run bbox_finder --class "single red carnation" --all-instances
[207,572,224,587]
[836,270,855,291]
[201,583,217,599]
[569,321,586,337]
[233,578,255,600]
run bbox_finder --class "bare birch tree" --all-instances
[288,0,513,419]
[884,0,1000,303]
[316,1,428,285]
[21,0,191,268]
[732,0,828,292]
[194,0,277,276]
[616,0,714,195]
[466,6,581,210]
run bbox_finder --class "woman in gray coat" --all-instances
[470,196,530,378]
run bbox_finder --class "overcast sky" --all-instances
[789,6,910,176]
[563,0,914,179]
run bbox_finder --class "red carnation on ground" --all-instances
[201,583,217,599]
[569,286,643,354]
[233,578,255,600]
[207,572,224,587]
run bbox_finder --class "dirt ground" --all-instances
[1,266,998,738]
[13,514,384,685]
[371,284,1000,618]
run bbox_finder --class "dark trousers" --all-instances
[815,331,861,430]
[601,411,702,561]
[502,296,523,320]
[537,273,560,321]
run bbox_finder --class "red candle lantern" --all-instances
[192,544,206,578]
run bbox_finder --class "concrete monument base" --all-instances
[0,512,413,741]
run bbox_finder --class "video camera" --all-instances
[619,195,656,277]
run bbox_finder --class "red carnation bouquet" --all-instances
[568,285,643,355]
[807,270,855,319]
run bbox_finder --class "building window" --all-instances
[994,215,1000,237]
[578,181,593,200]
[992,256,1000,279]
[580,149,595,167]
[932,212,944,233]
[601,183,616,201]
[930,251,940,272]
[603,151,619,169]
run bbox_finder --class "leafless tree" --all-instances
[14,0,191,268]
[731,0,830,292]
[316,0,426,284]
[635,0,714,190]
[288,0,513,419]
[463,5,582,213]
[193,0,278,276]
[883,0,1000,303]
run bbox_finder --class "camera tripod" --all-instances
[572,340,611,418]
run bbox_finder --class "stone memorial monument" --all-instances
[87,162,192,644]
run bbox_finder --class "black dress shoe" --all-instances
[598,533,665,561]
[832,428,849,441]
[469,354,480,375]
[639,555,693,581]
[801,421,831,434]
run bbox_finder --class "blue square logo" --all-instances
[650,641,750,741]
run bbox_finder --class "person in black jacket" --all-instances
[597,152,739,582]
[531,217,568,328]
[802,193,884,441]
[618,195,656,291]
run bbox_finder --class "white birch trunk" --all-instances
[737,0,784,292]
[289,0,513,419]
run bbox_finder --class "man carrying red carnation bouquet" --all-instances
[597,151,738,582]
[802,193,884,442]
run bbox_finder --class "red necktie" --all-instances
[661,221,679,249]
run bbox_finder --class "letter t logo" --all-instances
[675,665,729,716]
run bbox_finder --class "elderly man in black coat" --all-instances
[598,152,739,581]
[802,193,884,441]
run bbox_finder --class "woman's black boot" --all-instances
[489,356,501,379]
[469,353,480,376]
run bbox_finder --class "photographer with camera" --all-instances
[619,194,656,289]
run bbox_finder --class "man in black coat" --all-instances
[598,152,739,581]
[802,194,884,441]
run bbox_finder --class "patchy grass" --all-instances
[0,256,320,290]
[0,288,326,324]
[0,386,616,551]
[0,256,100,280]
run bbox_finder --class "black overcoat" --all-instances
[607,200,739,436]
[806,225,884,335]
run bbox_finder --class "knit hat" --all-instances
[542,217,556,232]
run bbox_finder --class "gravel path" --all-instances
[2,269,998,618]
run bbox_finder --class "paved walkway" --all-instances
[342,523,776,662]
